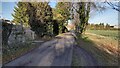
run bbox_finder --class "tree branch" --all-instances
[107,2,120,12]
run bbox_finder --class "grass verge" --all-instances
[2,41,42,64]
[72,34,118,66]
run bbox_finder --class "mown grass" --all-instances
[86,30,119,40]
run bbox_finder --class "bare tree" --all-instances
[106,2,120,12]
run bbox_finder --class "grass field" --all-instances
[86,30,119,40]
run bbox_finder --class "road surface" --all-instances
[4,32,75,66]
[73,45,98,66]
[3,32,99,66]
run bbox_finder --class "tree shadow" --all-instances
[73,35,119,66]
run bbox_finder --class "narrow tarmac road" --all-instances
[4,32,75,66]
[73,45,98,66]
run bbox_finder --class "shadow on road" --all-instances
[72,35,118,66]
[3,33,75,66]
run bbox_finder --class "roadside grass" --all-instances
[2,41,42,64]
[72,34,118,66]
[86,30,119,40]
[85,33,119,55]
[2,34,55,65]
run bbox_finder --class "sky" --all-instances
[1,2,119,26]
[89,8,118,26]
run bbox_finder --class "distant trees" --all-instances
[106,23,111,30]
[99,23,104,30]
[86,23,114,30]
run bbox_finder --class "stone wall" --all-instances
[8,25,35,45]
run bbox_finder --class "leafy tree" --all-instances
[73,2,91,34]
[54,2,71,33]
[12,2,29,27]
[13,2,53,37]
[55,2,71,20]
[73,2,120,34]
[26,2,53,37]
[53,20,59,35]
